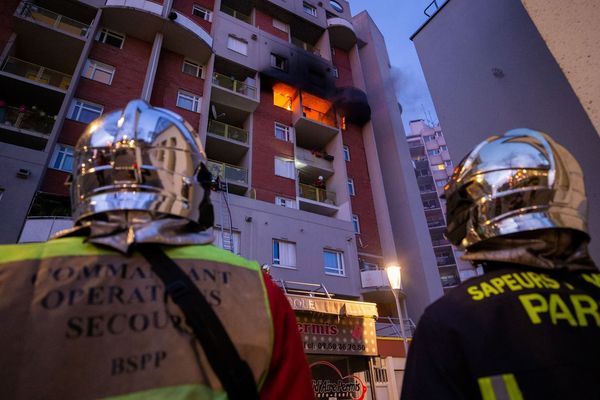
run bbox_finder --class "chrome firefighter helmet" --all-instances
[71,99,209,225]
[444,128,588,249]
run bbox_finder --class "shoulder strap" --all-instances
[137,244,259,400]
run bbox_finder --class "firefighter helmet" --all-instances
[71,99,208,225]
[444,128,588,249]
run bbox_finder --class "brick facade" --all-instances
[254,9,289,42]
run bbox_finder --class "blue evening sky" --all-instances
[349,0,440,134]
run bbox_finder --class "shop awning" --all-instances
[286,294,378,318]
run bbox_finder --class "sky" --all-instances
[348,0,441,134]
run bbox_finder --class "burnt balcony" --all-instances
[298,183,337,216]
[293,93,338,149]
[205,119,249,164]
[206,159,248,195]
[16,1,90,38]
[211,72,258,112]
[1,56,71,92]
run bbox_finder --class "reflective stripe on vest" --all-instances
[0,237,273,400]
[478,373,524,400]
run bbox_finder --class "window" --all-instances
[50,145,74,172]
[274,157,295,179]
[436,179,447,188]
[427,149,440,156]
[176,90,202,113]
[214,229,241,254]
[272,18,289,33]
[192,4,212,21]
[329,0,344,13]
[182,59,203,78]
[227,35,248,55]
[444,160,453,168]
[347,178,355,196]
[343,145,350,161]
[303,2,317,16]
[82,59,115,85]
[360,261,379,271]
[274,122,291,142]
[423,199,439,209]
[96,28,125,48]
[352,215,360,233]
[275,197,297,209]
[331,66,339,78]
[435,164,446,170]
[440,145,448,151]
[270,53,288,71]
[416,168,430,177]
[424,135,436,142]
[273,239,296,268]
[68,99,103,123]
[324,250,344,276]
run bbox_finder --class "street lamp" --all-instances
[386,265,408,355]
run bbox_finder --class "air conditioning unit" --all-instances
[16,168,30,179]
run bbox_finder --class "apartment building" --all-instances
[412,0,600,261]
[407,119,479,290]
[0,1,442,397]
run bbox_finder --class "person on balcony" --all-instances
[314,175,326,189]
[401,129,600,399]
[0,100,315,400]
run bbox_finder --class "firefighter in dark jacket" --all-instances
[401,128,600,400]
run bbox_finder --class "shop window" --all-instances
[182,59,203,78]
[50,145,74,172]
[323,249,344,276]
[96,28,125,48]
[192,4,212,21]
[273,239,296,268]
[274,122,291,142]
[176,90,202,113]
[67,99,103,124]
[275,157,295,179]
[82,59,115,85]
[227,35,248,55]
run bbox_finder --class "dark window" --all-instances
[270,53,288,71]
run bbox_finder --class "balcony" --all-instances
[298,183,337,216]
[211,72,258,112]
[206,159,248,195]
[436,255,456,267]
[293,97,338,149]
[439,265,460,288]
[1,56,71,92]
[220,4,251,24]
[206,119,249,164]
[0,105,57,150]
[18,217,73,243]
[295,147,334,178]
[360,269,389,289]
[17,1,90,38]
[327,17,357,50]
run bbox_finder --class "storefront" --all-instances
[286,294,379,400]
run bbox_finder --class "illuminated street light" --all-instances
[386,264,408,355]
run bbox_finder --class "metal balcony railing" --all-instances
[376,317,417,338]
[436,256,455,266]
[2,106,55,134]
[1,57,71,90]
[301,106,336,128]
[206,160,247,185]
[220,4,251,24]
[299,183,336,206]
[291,36,315,53]
[212,72,256,99]
[207,120,248,144]
[19,1,90,37]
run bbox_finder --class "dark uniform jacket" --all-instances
[401,264,600,400]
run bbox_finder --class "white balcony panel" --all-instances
[19,218,74,243]
[105,0,163,15]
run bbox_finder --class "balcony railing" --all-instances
[19,1,90,37]
[206,160,247,185]
[436,256,455,266]
[301,106,336,128]
[212,72,256,99]
[2,106,56,134]
[1,57,71,90]
[299,183,336,205]
[291,37,315,53]
[376,317,417,338]
[207,120,249,144]
[220,4,251,24]
[427,219,445,228]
